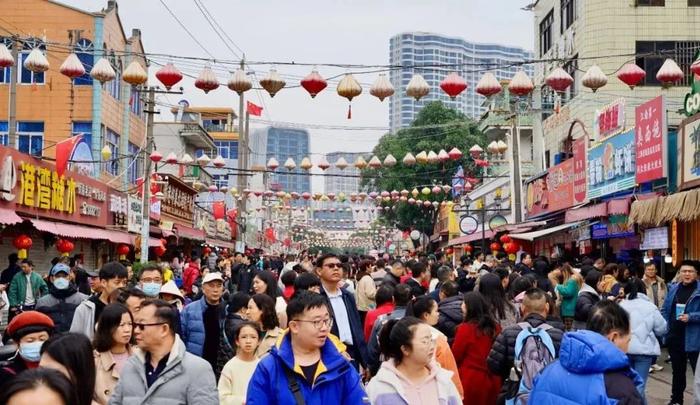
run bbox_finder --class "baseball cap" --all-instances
[50,263,70,276]
[202,272,224,284]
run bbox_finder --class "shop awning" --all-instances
[30,219,112,240]
[206,238,234,249]
[0,208,22,225]
[102,230,132,245]
[129,235,164,247]
[448,230,495,246]
[565,202,607,223]
[607,197,631,215]
[174,225,205,241]
[509,221,586,242]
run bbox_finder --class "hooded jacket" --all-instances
[574,283,600,330]
[619,293,667,355]
[246,330,368,405]
[36,283,88,332]
[529,330,643,404]
[436,294,463,344]
[366,359,461,405]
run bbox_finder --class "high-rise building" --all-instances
[251,127,311,194]
[324,152,363,195]
[389,32,533,132]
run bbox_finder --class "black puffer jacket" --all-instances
[574,288,601,330]
[35,284,88,332]
[437,294,463,344]
[486,313,564,380]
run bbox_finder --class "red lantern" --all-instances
[440,72,468,100]
[504,242,519,254]
[116,244,130,260]
[445,247,454,255]
[300,69,327,98]
[203,246,212,256]
[691,59,700,77]
[156,63,183,90]
[464,244,473,255]
[545,67,574,93]
[489,242,501,252]
[499,234,512,244]
[154,245,167,258]
[616,63,646,89]
[55,239,74,257]
[13,235,32,259]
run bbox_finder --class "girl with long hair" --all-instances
[92,303,133,405]
[246,294,281,358]
[252,270,287,328]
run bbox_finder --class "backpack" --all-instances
[505,322,556,405]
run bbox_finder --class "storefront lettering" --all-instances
[593,99,626,142]
[587,130,636,199]
[19,162,77,214]
[80,202,100,217]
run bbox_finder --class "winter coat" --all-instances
[452,322,502,405]
[555,278,579,318]
[7,271,47,307]
[431,326,463,399]
[319,287,368,367]
[355,274,377,312]
[367,307,406,374]
[255,326,282,359]
[108,335,218,405]
[94,347,132,405]
[180,297,226,357]
[70,298,98,340]
[529,330,643,404]
[661,281,700,352]
[36,284,88,332]
[366,359,461,405]
[182,263,200,295]
[364,302,393,341]
[619,293,667,356]
[486,313,564,380]
[207,253,218,272]
[643,276,667,309]
[406,278,427,298]
[573,283,600,330]
[224,312,246,345]
[237,265,257,295]
[246,330,368,405]
[437,294,463,344]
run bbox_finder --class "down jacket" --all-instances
[619,293,667,356]
[661,281,700,352]
[36,284,88,332]
[573,283,600,330]
[486,313,564,380]
[180,297,226,357]
[436,294,463,344]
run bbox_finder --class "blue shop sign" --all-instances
[587,129,636,199]
[591,216,636,240]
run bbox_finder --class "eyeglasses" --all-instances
[134,322,167,330]
[323,263,342,269]
[293,318,334,330]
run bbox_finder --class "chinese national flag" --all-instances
[246,101,263,117]
[55,135,82,177]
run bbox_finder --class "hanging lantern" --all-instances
[208,184,218,192]
[400,189,410,197]
[464,244,473,254]
[383,154,397,167]
[469,144,483,159]
[656,59,684,88]
[448,147,463,161]
[416,151,428,164]
[508,71,534,97]
[283,157,296,171]
[432,186,442,195]
[368,156,382,169]
[582,65,607,92]
[411,188,420,198]
[290,192,300,200]
[90,58,116,83]
[227,69,252,94]
[317,157,330,171]
[212,155,226,168]
[154,245,167,258]
[427,151,439,164]
[500,234,512,244]
[437,149,450,163]
[149,150,162,163]
[545,67,573,92]
[490,242,501,252]
[497,140,508,154]
[423,200,432,208]
[440,72,468,99]
[421,187,431,196]
[101,145,112,161]
[476,72,502,97]
[24,48,49,73]
[116,244,130,260]
[165,152,178,164]
[487,141,499,154]
[616,63,646,89]
[0,43,14,68]
[59,53,85,79]
[369,73,394,101]
[355,156,367,170]
[179,153,193,165]
[406,73,430,100]
[302,192,311,200]
[300,68,327,98]
[196,153,211,166]
[259,68,285,97]
[267,157,280,171]
[156,63,183,90]
[442,185,452,193]
[13,235,32,259]
[335,156,348,170]
[337,73,362,119]
[300,157,313,171]
[195,66,220,93]
[691,58,700,77]
[122,60,148,86]
[55,239,74,257]
[403,152,416,166]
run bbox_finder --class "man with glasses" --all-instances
[109,299,217,405]
[662,260,700,405]
[138,264,163,298]
[316,253,368,372]
[247,291,368,404]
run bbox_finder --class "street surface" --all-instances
[646,349,694,405]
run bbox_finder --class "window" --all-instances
[74,39,93,86]
[690,0,700,5]
[17,122,43,157]
[71,121,92,148]
[212,174,228,190]
[0,122,7,145]
[541,85,555,121]
[215,140,238,159]
[636,41,700,86]
[105,50,121,100]
[130,89,143,117]
[105,128,120,175]
[539,10,554,56]
[19,39,45,84]
[563,55,579,101]
[127,142,141,184]
[560,0,576,33]
[636,0,664,5]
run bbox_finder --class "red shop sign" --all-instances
[594,99,626,142]
[573,138,587,204]
[635,95,667,184]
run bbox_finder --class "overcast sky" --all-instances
[64,0,535,191]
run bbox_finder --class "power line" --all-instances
[158,0,216,59]
[191,0,242,60]
[193,0,246,58]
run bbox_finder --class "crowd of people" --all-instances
[0,248,698,405]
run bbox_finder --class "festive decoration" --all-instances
[90,58,115,83]
[499,234,512,244]
[317,156,331,171]
[616,63,646,89]
[208,184,218,192]
[545,67,574,92]
[154,245,166,258]
[656,59,684,88]
[369,73,394,101]
[368,155,382,169]
[227,69,251,94]
[267,157,280,171]
[122,60,148,86]
[406,73,430,100]
[190,66,221,94]
[0,43,14,68]
[212,155,226,168]
[354,156,367,169]
[165,152,178,164]
[59,53,85,79]
[504,242,519,254]
[116,244,130,260]
[259,68,285,97]
[508,71,534,96]
[582,65,607,92]
[383,154,397,167]
[497,140,508,154]
[337,73,362,118]
[692,58,700,77]
[440,72,468,99]
[464,244,473,254]
[448,147,463,160]
[335,157,348,170]
[101,145,112,161]
[24,48,49,73]
[149,150,162,163]
[403,152,416,166]
[300,157,313,171]
[196,153,211,166]
[469,144,484,158]
[55,239,74,257]
[416,151,428,164]
[301,68,327,98]
[476,72,502,97]
[437,149,450,163]
[13,235,32,259]
[179,153,193,165]
[156,63,183,90]
[283,157,296,171]
[489,242,501,252]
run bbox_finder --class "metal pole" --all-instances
[481,204,486,255]
[140,87,155,264]
[511,116,524,224]
[235,59,246,250]
[8,39,18,149]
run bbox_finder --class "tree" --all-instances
[361,101,486,234]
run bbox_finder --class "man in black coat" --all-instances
[436,281,463,344]
[382,260,405,287]
[405,261,429,298]
[487,288,564,380]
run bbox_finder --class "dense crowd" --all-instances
[0,249,698,405]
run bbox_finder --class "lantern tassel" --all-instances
[18,249,27,259]
[347,104,352,120]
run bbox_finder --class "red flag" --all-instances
[246,101,263,117]
[55,135,82,177]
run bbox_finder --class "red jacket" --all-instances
[363,302,394,341]
[452,322,502,405]
[182,263,200,295]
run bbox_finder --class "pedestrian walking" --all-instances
[0,311,55,390]
[39,332,97,405]
[218,322,261,405]
[0,368,77,405]
[246,293,282,358]
[92,303,133,405]
[36,263,88,332]
[8,259,48,318]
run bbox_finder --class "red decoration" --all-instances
[154,245,166,258]
[489,242,501,252]
[616,63,646,89]
[445,247,454,255]
[194,66,220,94]
[545,67,574,92]
[692,59,700,77]
[213,201,226,220]
[156,63,183,90]
[203,246,212,256]
[55,239,74,257]
[656,59,683,87]
[508,71,534,97]
[440,72,468,99]
[300,69,327,98]
[149,150,163,163]
[475,72,502,97]
[499,234,512,244]
[116,244,130,260]
[503,242,519,254]
[13,235,32,259]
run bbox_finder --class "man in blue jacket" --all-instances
[662,260,700,405]
[246,291,369,405]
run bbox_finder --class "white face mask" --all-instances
[53,277,70,290]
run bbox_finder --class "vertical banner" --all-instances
[573,138,587,204]
[635,95,667,184]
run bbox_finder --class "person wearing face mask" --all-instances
[138,264,164,298]
[36,263,88,333]
[0,311,55,391]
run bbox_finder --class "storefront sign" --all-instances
[0,146,111,227]
[635,96,667,184]
[525,157,583,218]
[160,176,195,224]
[683,55,700,117]
[127,195,143,234]
[459,215,478,235]
[573,138,587,203]
[640,226,669,250]
[591,216,635,239]
[680,114,700,190]
[593,99,626,142]
[587,129,636,199]
[109,193,128,227]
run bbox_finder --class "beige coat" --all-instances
[255,326,282,358]
[94,347,131,405]
[643,276,667,309]
[355,274,377,312]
